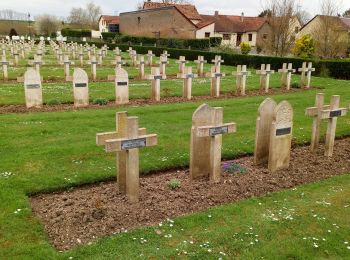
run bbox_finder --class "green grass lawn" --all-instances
[1,47,313,105]
[1,47,350,259]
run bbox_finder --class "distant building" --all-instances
[201,12,271,47]
[99,15,120,33]
[119,2,215,39]
[298,15,350,57]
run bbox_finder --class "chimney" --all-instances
[215,11,219,17]
[241,12,244,22]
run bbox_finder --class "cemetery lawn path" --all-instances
[0,76,350,258]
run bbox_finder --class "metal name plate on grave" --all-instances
[276,127,292,136]
[209,126,228,136]
[215,73,223,77]
[75,83,87,88]
[121,138,146,150]
[330,110,342,118]
[186,74,195,78]
[26,84,40,89]
[117,81,128,86]
[241,72,249,76]
[154,75,163,80]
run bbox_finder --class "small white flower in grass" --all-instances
[208,249,212,253]
[347,246,350,250]
[219,252,226,256]
[327,230,331,233]
[190,241,194,244]
[313,243,319,248]
[159,223,163,227]
[303,237,307,240]
[169,224,173,227]
[168,234,172,238]
[344,241,349,244]
[208,215,212,218]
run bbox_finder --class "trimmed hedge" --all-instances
[101,32,120,40]
[61,29,91,38]
[111,35,222,50]
[66,40,350,80]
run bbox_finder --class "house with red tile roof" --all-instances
[119,2,215,39]
[298,15,350,57]
[201,11,271,48]
[99,15,120,33]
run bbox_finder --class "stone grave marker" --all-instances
[254,98,277,165]
[146,67,166,102]
[115,68,129,105]
[31,55,44,73]
[194,55,207,77]
[256,64,275,93]
[298,62,315,88]
[321,95,347,157]
[78,49,84,66]
[159,55,169,77]
[72,68,89,107]
[130,50,137,67]
[137,55,146,79]
[87,55,99,81]
[177,66,197,100]
[176,56,188,74]
[147,50,155,66]
[112,56,125,69]
[234,65,251,96]
[268,101,293,172]
[212,55,224,72]
[206,66,225,97]
[305,93,329,152]
[97,49,103,64]
[23,68,43,108]
[96,112,158,203]
[62,55,74,80]
[1,56,10,81]
[278,63,295,90]
[190,104,236,182]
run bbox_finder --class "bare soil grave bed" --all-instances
[30,137,350,251]
[0,86,314,114]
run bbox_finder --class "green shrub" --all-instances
[93,98,108,106]
[167,179,181,190]
[240,42,252,55]
[291,82,300,88]
[47,99,61,105]
[293,34,315,59]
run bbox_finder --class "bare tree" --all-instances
[312,0,347,58]
[35,14,60,36]
[261,0,298,56]
[85,2,102,30]
[67,2,101,29]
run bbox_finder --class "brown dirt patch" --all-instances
[0,87,315,114]
[30,138,350,251]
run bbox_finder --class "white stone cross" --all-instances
[87,55,100,81]
[278,63,295,90]
[137,55,146,79]
[159,55,169,77]
[62,55,74,79]
[177,66,198,100]
[146,67,166,102]
[1,56,11,81]
[298,62,315,88]
[256,64,275,93]
[234,65,251,96]
[147,50,155,66]
[176,56,188,74]
[206,66,225,97]
[194,55,207,77]
[319,95,346,157]
[212,55,224,72]
[190,104,236,182]
[96,112,158,203]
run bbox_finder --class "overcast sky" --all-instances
[1,0,349,18]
